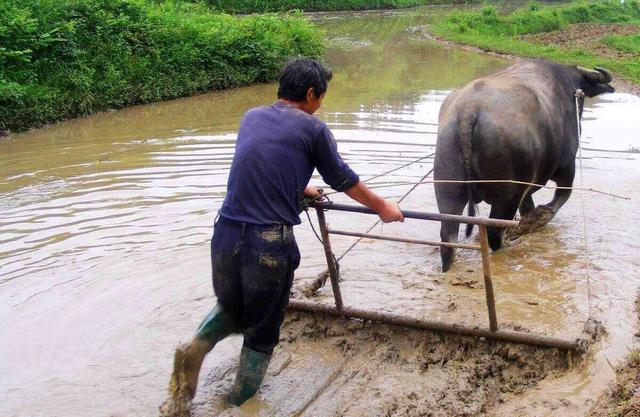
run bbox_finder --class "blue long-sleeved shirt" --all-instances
[219,102,359,225]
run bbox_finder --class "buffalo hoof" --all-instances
[488,228,503,251]
[505,206,555,241]
[440,247,455,272]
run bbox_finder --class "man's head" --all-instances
[278,58,333,114]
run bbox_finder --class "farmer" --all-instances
[163,57,404,411]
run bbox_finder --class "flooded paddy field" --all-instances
[1,6,640,417]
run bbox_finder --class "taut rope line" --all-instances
[575,89,593,319]
[338,165,436,263]
[326,179,629,200]
[362,152,435,184]
[302,153,436,296]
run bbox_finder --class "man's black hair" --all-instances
[277,58,333,102]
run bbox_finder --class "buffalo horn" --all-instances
[578,66,613,84]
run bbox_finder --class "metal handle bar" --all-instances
[309,201,519,229]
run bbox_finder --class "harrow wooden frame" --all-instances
[288,201,585,351]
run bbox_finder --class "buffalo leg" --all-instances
[503,191,536,243]
[517,167,575,234]
[436,185,467,272]
[518,193,535,217]
[542,169,574,215]
[488,199,520,251]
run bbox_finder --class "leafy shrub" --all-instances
[0,0,323,133]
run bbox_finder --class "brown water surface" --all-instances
[1,6,639,417]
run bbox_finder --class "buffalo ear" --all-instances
[577,66,613,84]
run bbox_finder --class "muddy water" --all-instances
[1,6,639,417]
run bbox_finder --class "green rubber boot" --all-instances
[230,346,272,406]
[195,303,237,343]
[164,304,237,412]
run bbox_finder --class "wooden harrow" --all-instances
[288,201,585,351]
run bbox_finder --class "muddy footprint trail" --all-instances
[191,312,574,417]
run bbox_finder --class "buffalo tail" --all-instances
[459,110,478,237]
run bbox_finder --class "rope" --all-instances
[303,152,434,253]
[337,166,435,263]
[575,89,593,319]
[305,206,324,245]
[327,179,629,200]
[302,194,341,294]
[301,150,433,246]
[362,152,435,184]
[301,154,435,296]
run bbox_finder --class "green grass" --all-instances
[603,33,640,55]
[0,0,323,134]
[430,1,640,84]
[202,0,472,14]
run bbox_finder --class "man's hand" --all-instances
[303,186,322,198]
[344,181,405,224]
[377,199,404,223]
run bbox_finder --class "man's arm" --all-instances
[344,181,404,223]
[303,183,403,223]
[311,126,403,223]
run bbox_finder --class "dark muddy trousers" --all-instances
[210,217,300,355]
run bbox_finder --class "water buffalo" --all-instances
[434,59,614,272]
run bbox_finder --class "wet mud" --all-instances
[588,297,640,417]
[189,311,572,417]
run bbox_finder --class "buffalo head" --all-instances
[576,66,615,97]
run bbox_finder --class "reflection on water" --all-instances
[1,5,639,417]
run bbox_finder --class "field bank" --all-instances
[430,1,640,87]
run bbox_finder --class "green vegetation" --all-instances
[603,33,640,55]
[430,1,640,84]
[203,0,468,14]
[0,0,322,134]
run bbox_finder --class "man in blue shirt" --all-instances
[162,58,404,414]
